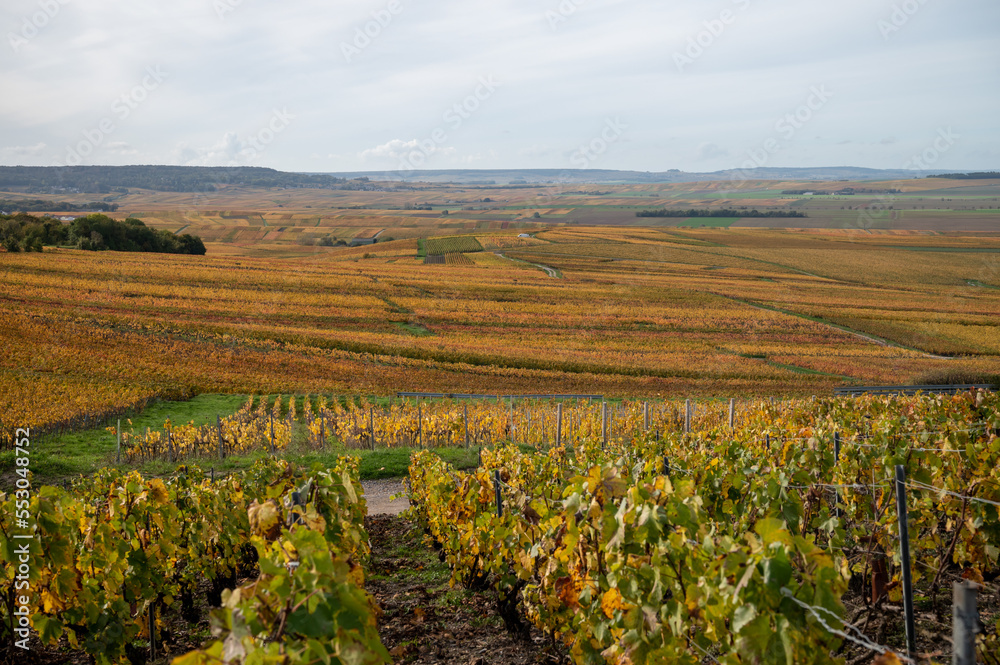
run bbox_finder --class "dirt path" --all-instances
[495,253,560,278]
[362,477,410,515]
[365,514,566,665]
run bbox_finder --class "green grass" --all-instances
[2,394,249,484]
[1,388,487,489]
[394,322,433,337]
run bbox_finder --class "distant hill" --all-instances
[0,165,353,194]
[324,166,967,185]
[0,164,988,193]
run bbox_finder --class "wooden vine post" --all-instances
[556,403,563,448]
[601,401,608,449]
[952,580,981,665]
[417,403,423,449]
[269,412,275,455]
[894,465,917,659]
[494,469,503,517]
[217,415,224,460]
[368,407,375,450]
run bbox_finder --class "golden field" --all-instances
[2,219,999,434]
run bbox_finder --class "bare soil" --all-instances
[365,514,568,665]
[363,477,411,515]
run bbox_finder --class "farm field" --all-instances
[2,172,999,664]
[5,176,999,258]
[2,221,1000,440]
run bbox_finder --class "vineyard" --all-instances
[406,390,1000,664]
[1,391,997,663]
[0,455,386,664]
[3,227,1000,447]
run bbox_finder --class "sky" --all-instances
[1,0,997,174]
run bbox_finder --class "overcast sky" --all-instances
[1,0,997,174]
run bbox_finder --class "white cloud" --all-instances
[697,143,729,161]
[176,132,256,166]
[359,139,456,165]
[3,142,47,156]
[0,0,997,171]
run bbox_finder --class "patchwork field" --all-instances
[6,176,998,259]
[2,172,1000,665]
[2,222,999,436]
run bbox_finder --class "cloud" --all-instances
[359,139,420,162]
[697,143,729,160]
[880,137,897,145]
[105,141,139,156]
[1,0,998,171]
[176,132,256,166]
[3,143,47,156]
[359,139,456,165]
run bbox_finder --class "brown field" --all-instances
[3,175,998,429]
[3,211,1000,432]
[7,176,997,259]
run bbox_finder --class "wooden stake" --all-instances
[895,465,917,659]
[167,417,173,464]
[556,403,563,448]
[269,412,275,454]
[494,469,503,517]
[601,401,607,449]
[952,580,980,665]
[217,415,224,460]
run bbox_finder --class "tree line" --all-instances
[0,198,119,212]
[929,172,1000,180]
[636,208,807,218]
[0,165,350,193]
[0,213,206,255]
